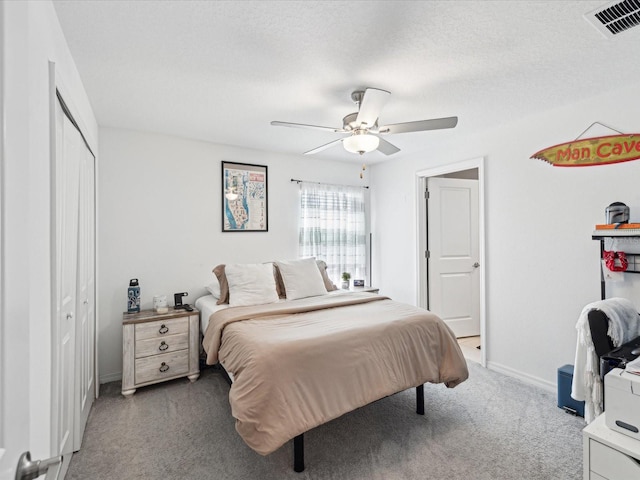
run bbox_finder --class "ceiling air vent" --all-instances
[585,0,640,37]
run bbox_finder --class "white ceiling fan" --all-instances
[271,87,458,156]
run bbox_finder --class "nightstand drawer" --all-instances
[135,333,188,359]
[135,350,189,385]
[590,438,640,479]
[135,317,188,341]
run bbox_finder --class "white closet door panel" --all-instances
[74,147,95,451]
[55,102,81,460]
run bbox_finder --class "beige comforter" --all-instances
[202,292,468,455]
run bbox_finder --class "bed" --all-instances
[199,259,469,472]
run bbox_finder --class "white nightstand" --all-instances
[349,286,379,294]
[122,308,200,396]
[583,413,640,479]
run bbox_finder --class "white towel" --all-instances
[606,299,640,345]
[571,297,640,423]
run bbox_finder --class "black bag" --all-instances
[588,309,640,378]
[600,336,640,378]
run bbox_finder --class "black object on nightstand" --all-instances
[174,291,192,311]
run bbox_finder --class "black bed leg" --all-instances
[293,434,305,472]
[416,384,425,415]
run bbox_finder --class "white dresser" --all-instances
[583,413,640,479]
[121,308,200,396]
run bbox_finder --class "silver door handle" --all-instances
[472,262,480,268]
[66,313,73,320]
[15,451,62,480]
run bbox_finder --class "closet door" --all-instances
[54,98,80,462]
[74,146,95,450]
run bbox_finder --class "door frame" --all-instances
[416,157,486,366]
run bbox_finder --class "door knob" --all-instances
[66,313,73,320]
[15,451,62,480]
[472,262,480,268]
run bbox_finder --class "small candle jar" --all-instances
[153,295,168,314]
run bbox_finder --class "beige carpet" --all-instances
[67,361,584,479]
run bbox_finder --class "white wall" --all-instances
[1,0,97,471]
[98,128,366,382]
[370,82,640,390]
[99,85,640,391]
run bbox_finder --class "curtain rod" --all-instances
[290,178,369,189]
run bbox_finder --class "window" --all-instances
[298,182,366,285]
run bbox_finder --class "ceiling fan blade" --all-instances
[271,121,344,133]
[304,138,344,155]
[379,116,458,135]
[376,137,401,155]
[355,88,390,128]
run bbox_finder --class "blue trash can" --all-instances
[557,364,585,417]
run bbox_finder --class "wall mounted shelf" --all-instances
[592,231,640,299]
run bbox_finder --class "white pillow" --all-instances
[276,258,327,301]
[225,263,279,307]
[205,278,221,299]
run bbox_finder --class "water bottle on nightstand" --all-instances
[127,278,140,313]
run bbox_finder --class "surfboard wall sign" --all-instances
[531,134,640,167]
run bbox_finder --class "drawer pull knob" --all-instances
[158,324,169,334]
[158,341,169,351]
[159,362,170,373]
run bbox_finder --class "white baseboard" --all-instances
[101,363,556,392]
[486,361,556,393]
[99,371,122,384]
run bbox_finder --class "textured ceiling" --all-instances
[52,0,640,164]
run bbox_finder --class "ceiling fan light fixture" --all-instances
[271,87,457,156]
[343,131,379,155]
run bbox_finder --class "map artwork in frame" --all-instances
[222,161,268,232]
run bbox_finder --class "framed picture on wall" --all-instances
[221,161,268,232]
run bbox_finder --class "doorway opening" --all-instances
[416,157,486,366]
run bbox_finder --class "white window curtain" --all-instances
[298,182,366,285]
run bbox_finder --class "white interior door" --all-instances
[427,177,480,337]
[74,147,95,451]
[0,3,31,475]
[0,4,62,477]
